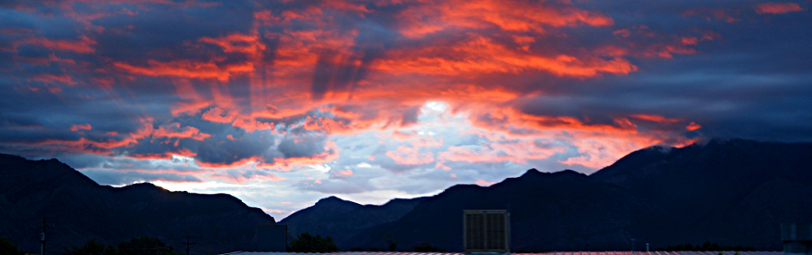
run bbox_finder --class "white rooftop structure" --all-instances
[223,251,781,255]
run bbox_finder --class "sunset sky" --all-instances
[1,0,810,219]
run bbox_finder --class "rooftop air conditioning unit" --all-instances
[464,209,510,253]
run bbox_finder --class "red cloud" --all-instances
[154,123,211,141]
[397,0,613,38]
[114,60,253,81]
[375,35,637,77]
[463,107,699,168]
[755,2,804,14]
[14,35,97,53]
[218,141,341,171]
[0,0,720,176]
[199,33,266,54]
[683,8,741,23]
[11,137,137,155]
[126,148,198,161]
[29,74,77,85]
[131,122,211,141]
[303,116,355,134]
[70,123,92,132]
[263,208,288,215]
[630,114,681,124]
[196,156,263,169]
[201,107,239,123]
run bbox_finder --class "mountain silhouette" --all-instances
[281,139,812,251]
[279,195,426,246]
[0,154,275,255]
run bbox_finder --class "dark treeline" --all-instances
[288,232,338,253]
[655,242,756,251]
[1,237,181,255]
[291,232,446,252]
[2,237,26,255]
[63,236,182,255]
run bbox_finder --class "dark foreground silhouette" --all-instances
[63,236,183,255]
[0,154,275,255]
[2,138,811,253]
[281,139,812,251]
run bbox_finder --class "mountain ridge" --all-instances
[282,139,812,251]
[4,138,811,252]
[0,154,276,255]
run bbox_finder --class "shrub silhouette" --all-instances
[1,238,25,255]
[288,232,338,252]
[63,236,181,255]
[412,242,444,252]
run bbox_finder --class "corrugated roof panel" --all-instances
[222,251,781,255]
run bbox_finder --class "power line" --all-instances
[181,235,195,255]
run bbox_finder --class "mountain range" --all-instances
[2,138,811,253]
[0,154,276,255]
[280,139,812,251]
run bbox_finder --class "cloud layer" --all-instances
[1,0,810,218]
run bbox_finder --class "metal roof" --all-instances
[224,251,781,255]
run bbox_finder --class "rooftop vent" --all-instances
[464,209,510,253]
[782,223,812,255]
[257,224,287,252]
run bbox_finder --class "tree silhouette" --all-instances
[288,232,338,252]
[1,238,25,255]
[63,239,117,255]
[412,242,444,252]
[63,237,182,255]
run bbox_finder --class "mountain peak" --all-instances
[552,169,586,177]
[518,168,585,180]
[316,196,359,206]
[520,168,542,177]
[115,182,168,193]
[318,195,343,202]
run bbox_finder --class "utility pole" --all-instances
[39,215,53,255]
[181,235,195,255]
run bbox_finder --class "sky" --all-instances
[1,0,811,220]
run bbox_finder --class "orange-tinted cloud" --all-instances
[263,208,289,215]
[114,60,253,81]
[133,122,212,141]
[755,2,804,14]
[375,36,637,77]
[397,0,613,38]
[126,148,198,160]
[201,107,239,123]
[0,0,752,201]
[464,106,699,169]
[199,33,266,54]
[70,123,92,132]
[14,35,97,53]
[631,114,681,124]
[683,8,741,23]
[29,74,77,85]
[475,179,495,186]
[329,169,353,179]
